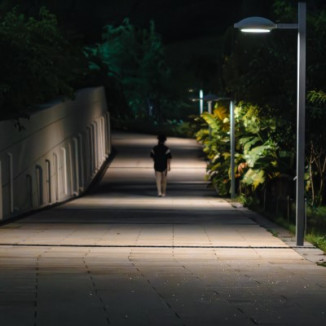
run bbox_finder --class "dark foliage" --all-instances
[0,7,89,120]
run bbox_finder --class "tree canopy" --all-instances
[0,7,88,120]
[200,0,326,206]
[85,19,172,120]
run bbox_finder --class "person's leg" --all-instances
[161,170,167,196]
[155,171,163,196]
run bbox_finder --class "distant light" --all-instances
[234,17,276,33]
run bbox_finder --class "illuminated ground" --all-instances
[0,132,325,326]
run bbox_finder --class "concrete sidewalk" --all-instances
[0,132,325,326]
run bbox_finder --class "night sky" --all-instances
[71,0,247,43]
[0,0,273,44]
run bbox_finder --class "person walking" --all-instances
[150,135,172,197]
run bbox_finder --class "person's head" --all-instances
[157,134,166,144]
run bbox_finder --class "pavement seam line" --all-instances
[129,259,185,325]
[82,253,111,325]
[0,243,316,249]
[33,255,41,326]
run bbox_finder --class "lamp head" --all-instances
[234,17,276,33]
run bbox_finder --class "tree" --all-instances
[221,0,326,206]
[0,7,88,120]
[85,18,170,120]
[306,91,326,206]
[304,5,326,206]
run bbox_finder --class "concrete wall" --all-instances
[0,87,111,221]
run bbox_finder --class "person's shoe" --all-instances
[158,193,162,197]
[162,193,166,197]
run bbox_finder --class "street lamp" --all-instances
[234,2,306,246]
[213,98,236,200]
[199,89,204,115]
[188,88,205,115]
[203,94,219,114]
[229,100,235,200]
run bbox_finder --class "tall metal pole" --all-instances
[208,101,212,139]
[230,101,235,199]
[296,2,306,246]
[199,89,204,114]
[207,101,212,114]
[0,161,2,220]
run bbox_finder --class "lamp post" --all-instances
[213,98,236,199]
[229,100,235,200]
[203,95,236,199]
[199,89,204,115]
[203,94,218,142]
[234,2,306,246]
[191,93,236,199]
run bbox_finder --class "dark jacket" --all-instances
[150,144,172,172]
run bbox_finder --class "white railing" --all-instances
[0,87,111,221]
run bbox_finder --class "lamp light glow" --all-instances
[241,28,271,33]
[234,17,276,33]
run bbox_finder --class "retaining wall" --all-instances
[0,87,110,221]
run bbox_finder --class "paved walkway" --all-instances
[0,132,325,326]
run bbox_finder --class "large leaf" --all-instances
[242,169,265,189]
[242,106,261,134]
[213,105,228,121]
[201,112,219,131]
[245,144,271,167]
[239,136,260,153]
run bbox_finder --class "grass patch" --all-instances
[273,217,326,253]
[274,217,296,234]
[240,200,326,253]
[305,233,326,253]
[305,205,326,253]
[267,228,279,237]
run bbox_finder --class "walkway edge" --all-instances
[227,200,326,265]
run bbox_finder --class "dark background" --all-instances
[0,0,275,43]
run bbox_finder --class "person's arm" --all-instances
[167,158,171,171]
[166,147,172,172]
